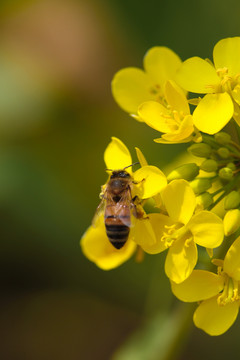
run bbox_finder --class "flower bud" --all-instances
[190,178,212,195]
[219,167,233,181]
[224,191,240,210]
[167,163,199,182]
[188,143,212,158]
[224,209,240,236]
[196,192,213,209]
[200,159,218,172]
[214,132,231,145]
[226,162,236,171]
[217,147,230,159]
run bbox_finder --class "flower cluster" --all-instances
[81,37,240,336]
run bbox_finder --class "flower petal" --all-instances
[161,115,194,142]
[171,270,224,302]
[135,147,148,167]
[176,57,220,93]
[164,80,190,114]
[154,136,193,144]
[232,84,240,106]
[188,211,224,248]
[141,213,175,254]
[133,165,167,199]
[144,46,182,87]
[233,101,240,126]
[138,101,173,133]
[193,296,239,336]
[131,217,156,248]
[224,235,240,280]
[111,67,156,114]
[104,137,132,171]
[193,93,234,134]
[223,209,240,236]
[165,237,198,283]
[81,221,136,270]
[213,37,240,77]
[161,179,196,224]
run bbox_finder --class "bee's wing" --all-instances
[92,197,106,228]
[112,189,137,227]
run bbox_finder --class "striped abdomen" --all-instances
[105,206,131,249]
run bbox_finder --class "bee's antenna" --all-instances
[105,162,139,172]
[123,162,140,170]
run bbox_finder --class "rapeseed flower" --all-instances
[171,235,240,335]
[80,137,167,269]
[138,80,197,143]
[112,47,182,117]
[141,179,224,283]
[175,37,240,134]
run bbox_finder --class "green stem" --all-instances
[202,134,240,157]
[208,173,240,210]
[235,122,240,144]
[211,187,225,197]
[230,140,240,152]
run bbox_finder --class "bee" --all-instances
[93,164,141,249]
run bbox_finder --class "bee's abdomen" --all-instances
[105,223,130,249]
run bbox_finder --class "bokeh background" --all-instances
[0,0,240,359]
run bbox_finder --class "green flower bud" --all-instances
[224,209,240,236]
[219,167,233,181]
[188,143,212,158]
[214,132,231,145]
[224,191,240,210]
[167,163,199,182]
[226,162,236,171]
[200,159,218,172]
[196,192,213,209]
[217,147,230,159]
[190,178,212,195]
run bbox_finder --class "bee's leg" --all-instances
[136,206,149,219]
[100,185,108,199]
[131,196,149,220]
[132,178,145,185]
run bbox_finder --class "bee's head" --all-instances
[110,170,130,179]
[107,162,139,179]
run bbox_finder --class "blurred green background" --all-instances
[0,0,240,359]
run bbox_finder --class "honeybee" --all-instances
[94,165,141,249]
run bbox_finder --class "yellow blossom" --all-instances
[175,37,240,134]
[142,179,224,283]
[171,235,240,335]
[81,216,137,270]
[138,80,198,143]
[112,47,182,118]
[80,137,167,270]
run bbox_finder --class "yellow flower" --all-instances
[141,179,224,283]
[80,137,167,270]
[171,235,240,335]
[112,47,182,117]
[138,80,198,143]
[104,137,167,199]
[175,37,240,134]
[81,214,137,270]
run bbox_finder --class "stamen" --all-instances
[160,223,188,248]
[173,110,181,124]
[216,67,228,76]
[235,73,240,81]
[184,237,193,247]
[217,275,239,306]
